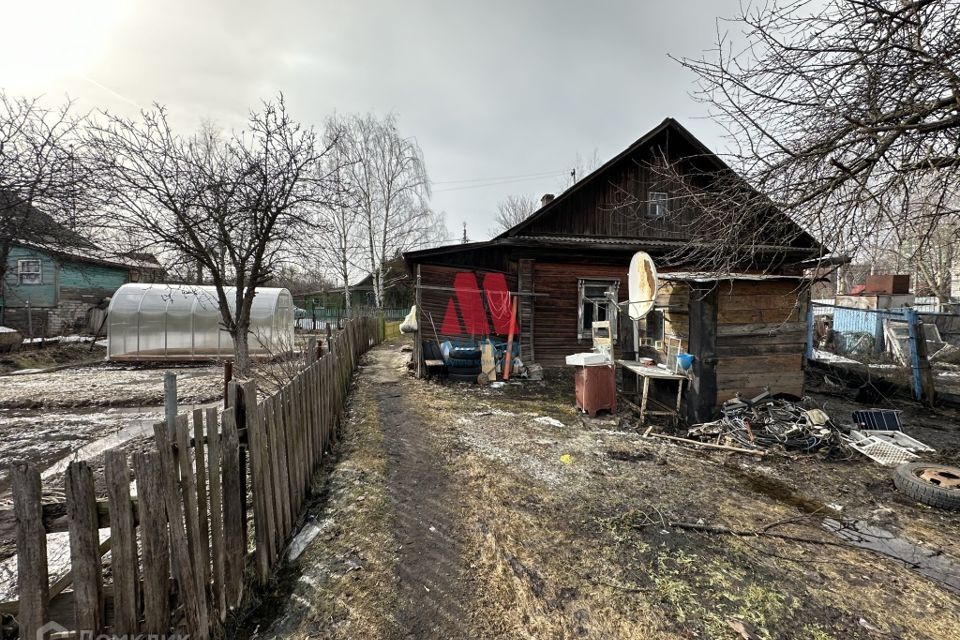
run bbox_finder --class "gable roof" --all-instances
[407,118,823,265]
[6,198,159,271]
[496,117,820,249]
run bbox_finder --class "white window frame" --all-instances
[578,279,619,341]
[647,191,669,219]
[17,259,42,285]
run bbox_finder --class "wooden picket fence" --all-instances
[1,316,380,639]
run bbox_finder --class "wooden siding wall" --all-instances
[521,136,705,241]
[417,263,518,345]
[3,246,58,307]
[713,280,807,402]
[654,281,690,344]
[59,261,129,303]
[533,262,628,366]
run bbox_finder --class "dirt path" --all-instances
[372,349,470,638]
[240,343,472,639]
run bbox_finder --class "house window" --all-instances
[17,259,42,285]
[578,279,619,340]
[647,191,669,219]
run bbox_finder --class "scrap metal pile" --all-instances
[686,391,849,455]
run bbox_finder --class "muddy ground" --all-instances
[237,339,960,640]
[0,355,226,602]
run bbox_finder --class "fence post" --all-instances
[905,309,936,406]
[805,301,815,360]
[164,371,178,436]
[12,463,48,640]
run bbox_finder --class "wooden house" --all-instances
[1,204,163,337]
[404,119,823,420]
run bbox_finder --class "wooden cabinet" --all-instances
[573,364,617,417]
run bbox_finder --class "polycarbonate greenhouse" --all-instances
[106,283,295,361]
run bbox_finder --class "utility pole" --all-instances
[461,222,469,244]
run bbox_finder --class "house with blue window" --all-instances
[1,204,163,337]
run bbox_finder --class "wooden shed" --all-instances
[655,274,808,420]
[405,118,822,421]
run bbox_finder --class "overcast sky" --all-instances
[1,0,744,242]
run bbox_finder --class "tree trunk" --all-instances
[233,325,251,378]
[0,240,11,325]
[341,257,351,313]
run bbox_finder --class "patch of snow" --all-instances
[0,326,17,333]
[811,349,861,365]
[534,416,565,428]
[287,517,334,561]
[0,529,111,602]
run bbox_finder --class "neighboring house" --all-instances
[350,259,414,309]
[1,206,163,337]
[405,118,824,420]
[298,259,414,311]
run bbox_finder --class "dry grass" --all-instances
[412,373,960,640]
[240,344,960,639]
[243,372,401,639]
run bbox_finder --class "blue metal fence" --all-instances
[807,302,925,400]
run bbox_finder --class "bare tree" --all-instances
[493,194,539,232]
[665,0,960,271]
[88,96,341,375]
[338,112,435,308]
[0,92,91,298]
[311,114,363,312]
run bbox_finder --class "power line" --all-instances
[432,169,566,185]
[433,172,567,193]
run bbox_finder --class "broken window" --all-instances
[18,259,41,285]
[578,279,619,340]
[647,191,669,219]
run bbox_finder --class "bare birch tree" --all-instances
[493,194,538,232]
[312,114,362,312]
[88,96,341,374]
[339,113,434,308]
[660,0,960,271]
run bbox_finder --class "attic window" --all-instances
[18,259,41,285]
[647,191,669,219]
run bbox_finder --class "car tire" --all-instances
[893,462,960,511]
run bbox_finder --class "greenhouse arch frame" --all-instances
[106,283,295,361]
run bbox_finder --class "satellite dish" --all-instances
[628,251,658,320]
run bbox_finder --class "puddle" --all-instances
[824,518,960,596]
[733,466,960,596]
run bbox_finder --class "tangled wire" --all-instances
[687,392,850,455]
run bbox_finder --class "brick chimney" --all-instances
[540,193,555,207]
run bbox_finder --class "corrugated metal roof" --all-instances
[513,235,816,253]
[659,272,809,282]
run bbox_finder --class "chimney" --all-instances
[540,193,555,207]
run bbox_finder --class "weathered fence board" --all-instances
[105,450,139,636]
[65,461,103,635]
[6,317,380,638]
[13,464,49,640]
[135,451,170,633]
[204,406,227,621]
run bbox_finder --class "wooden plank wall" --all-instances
[520,134,701,241]
[532,262,628,366]
[417,263,517,345]
[713,280,807,402]
[654,280,690,343]
[2,317,380,639]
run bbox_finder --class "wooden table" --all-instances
[617,360,688,426]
